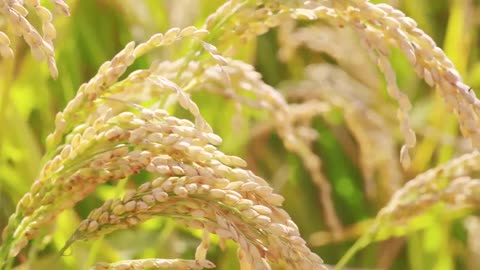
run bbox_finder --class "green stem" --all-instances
[335,231,373,270]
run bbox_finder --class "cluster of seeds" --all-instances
[334,150,480,261]
[46,26,210,149]
[335,151,480,268]
[1,99,326,269]
[413,176,480,212]
[336,174,480,266]
[378,150,480,221]
[0,107,230,262]
[0,25,266,266]
[203,0,294,47]
[292,0,480,167]
[92,259,215,270]
[72,171,325,270]
[0,0,69,78]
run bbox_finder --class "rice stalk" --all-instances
[337,151,480,268]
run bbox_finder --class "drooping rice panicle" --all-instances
[0,0,70,78]
[68,172,326,270]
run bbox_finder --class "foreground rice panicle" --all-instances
[0,26,214,264]
[0,20,325,270]
[70,171,324,269]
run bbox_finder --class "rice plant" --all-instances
[1,0,480,269]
